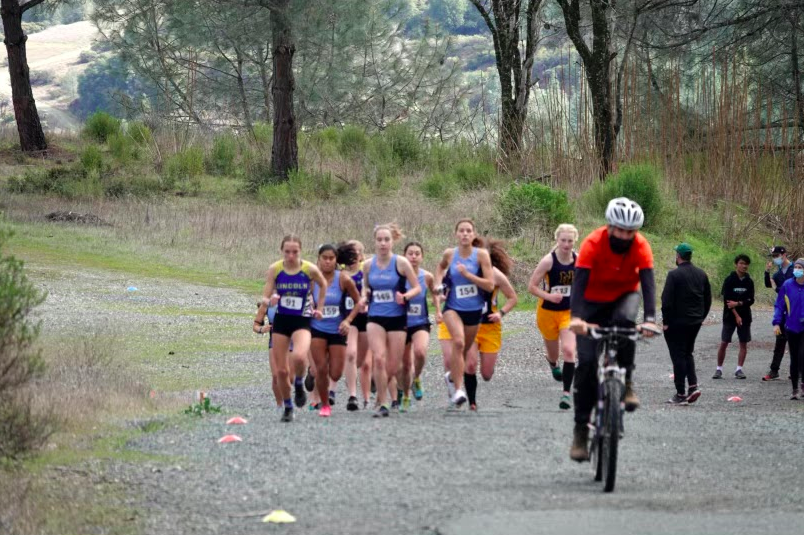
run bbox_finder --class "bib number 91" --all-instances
[280,295,303,310]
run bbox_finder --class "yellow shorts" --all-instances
[536,305,571,341]
[437,321,502,354]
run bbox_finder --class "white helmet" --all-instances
[605,197,644,230]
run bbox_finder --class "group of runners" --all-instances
[251,196,804,460]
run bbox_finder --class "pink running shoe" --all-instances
[319,405,332,417]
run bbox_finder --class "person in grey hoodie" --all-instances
[773,258,804,399]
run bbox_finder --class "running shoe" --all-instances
[735,369,746,380]
[304,369,315,392]
[712,369,723,379]
[319,405,331,417]
[559,393,571,410]
[444,371,456,400]
[346,396,359,411]
[373,405,390,418]
[363,399,369,410]
[452,389,467,407]
[762,370,780,381]
[413,377,424,400]
[550,364,563,382]
[666,393,688,405]
[309,402,320,412]
[280,407,294,422]
[328,392,336,406]
[791,389,800,400]
[686,389,702,404]
[400,396,411,413]
[391,399,400,410]
[294,384,307,408]
[469,403,477,411]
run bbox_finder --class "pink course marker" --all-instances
[727,396,743,402]
[218,434,243,443]
[226,416,248,425]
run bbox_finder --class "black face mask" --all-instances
[609,235,633,254]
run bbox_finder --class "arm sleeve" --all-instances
[765,271,772,289]
[660,272,674,322]
[639,268,657,321]
[721,278,729,304]
[704,275,712,318]
[772,285,786,326]
[570,267,591,318]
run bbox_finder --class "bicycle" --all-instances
[586,324,661,492]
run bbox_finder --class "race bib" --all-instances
[280,295,303,310]
[455,284,478,299]
[345,297,355,310]
[322,306,340,318]
[408,304,422,316]
[550,285,571,297]
[373,290,394,303]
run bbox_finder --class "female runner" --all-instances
[527,224,578,409]
[309,244,363,417]
[363,224,421,417]
[257,235,327,422]
[340,240,374,410]
[434,219,495,407]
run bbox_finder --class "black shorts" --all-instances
[443,307,483,327]
[272,314,311,337]
[722,320,751,344]
[351,313,368,333]
[406,323,431,344]
[367,315,407,332]
[311,328,347,346]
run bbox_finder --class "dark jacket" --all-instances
[765,263,795,294]
[721,271,755,324]
[661,261,712,326]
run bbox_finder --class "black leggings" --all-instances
[788,330,804,390]
[665,323,702,395]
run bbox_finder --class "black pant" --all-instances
[573,293,639,424]
[769,323,788,373]
[665,323,701,395]
[788,330,804,390]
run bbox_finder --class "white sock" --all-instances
[717,366,723,371]
[736,366,743,372]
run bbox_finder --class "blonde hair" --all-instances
[553,224,578,246]
[373,223,404,244]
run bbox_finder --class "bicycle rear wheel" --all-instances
[591,432,603,482]
[601,378,621,492]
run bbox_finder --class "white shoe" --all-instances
[444,371,456,400]
[452,389,467,407]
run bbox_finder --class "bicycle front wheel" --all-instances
[601,378,621,492]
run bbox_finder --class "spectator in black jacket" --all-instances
[762,245,795,381]
[714,254,755,380]
[662,243,712,404]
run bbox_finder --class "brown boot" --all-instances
[569,423,589,462]
[624,381,640,412]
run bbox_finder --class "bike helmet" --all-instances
[605,197,644,230]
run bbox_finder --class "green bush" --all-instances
[257,182,294,208]
[6,165,87,196]
[107,132,139,163]
[252,122,273,145]
[383,124,422,166]
[585,163,663,228]
[496,182,574,237]
[242,149,276,192]
[420,172,458,202]
[257,169,345,207]
[339,126,369,159]
[80,145,104,173]
[306,127,340,158]
[164,147,205,182]
[83,111,121,143]
[451,160,496,190]
[105,175,164,198]
[0,226,52,460]
[209,134,237,176]
[126,121,153,145]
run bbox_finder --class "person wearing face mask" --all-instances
[773,258,804,399]
[567,197,659,462]
[762,246,795,381]
[660,243,712,404]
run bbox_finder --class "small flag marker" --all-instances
[218,434,242,443]
[226,416,248,425]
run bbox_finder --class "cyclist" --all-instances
[363,224,421,417]
[528,224,579,409]
[259,235,327,423]
[309,244,363,417]
[435,219,495,407]
[568,198,658,461]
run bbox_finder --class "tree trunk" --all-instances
[270,1,297,180]
[1,0,46,152]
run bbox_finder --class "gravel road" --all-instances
[34,266,804,535]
